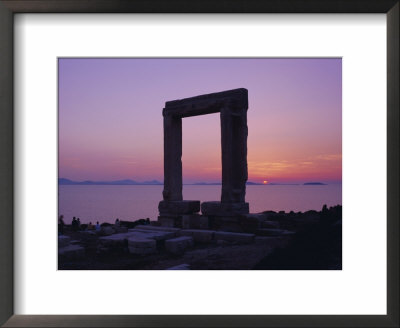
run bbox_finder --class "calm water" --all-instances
[58,184,342,224]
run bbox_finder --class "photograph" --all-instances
[58,58,342,270]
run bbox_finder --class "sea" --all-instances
[58,184,342,224]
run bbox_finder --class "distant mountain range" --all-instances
[58,178,163,185]
[59,178,327,186]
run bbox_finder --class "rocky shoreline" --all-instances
[58,205,341,270]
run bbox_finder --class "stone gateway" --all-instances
[158,88,249,231]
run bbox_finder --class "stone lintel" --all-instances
[201,201,249,216]
[159,200,200,215]
[163,88,248,118]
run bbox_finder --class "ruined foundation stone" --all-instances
[128,237,157,255]
[165,236,194,255]
[58,235,71,248]
[58,244,85,259]
[201,201,249,216]
[159,200,200,215]
[182,214,209,230]
[180,229,215,243]
[214,231,255,244]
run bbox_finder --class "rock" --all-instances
[99,231,153,247]
[114,226,128,233]
[133,228,176,241]
[255,236,291,248]
[165,236,193,255]
[128,237,157,255]
[99,233,131,246]
[254,236,272,245]
[216,239,230,246]
[214,231,254,244]
[128,237,156,249]
[201,201,249,216]
[131,225,180,234]
[100,226,115,236]
[209,216,242,232]
[58,235,71,248]
[180,229,215,243]
[158,216,177,228]
[260,220,280,229]
[128,246,157,255]
[58,245,85,259]
[78,230,96,235]
[255,229,294,236]
[182,214,209,230]
[240,213,263,232]
[166,263,190,270]
[158,200,200,215]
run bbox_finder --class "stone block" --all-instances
[127,236,157,255]
[99,231,154,246]
[129,246,157,255]
[133,228,176,241]
[209,216,242,232]
[255,229,294,236]
[182,214,209,230]
[100,226,115,236]
[158,216,177,228]
[260,220,280,229]
[159,200,200,215]
[201,201,249,216]
[255,236,290,248]
[128,237,156,248]
[240,214,261,233]
[132,225,180,234]
[214,231,255,244]
[182,215,190,229]
[180,229,215,243]
[254,236,272,245]
[58,245,85,259]
[165,236,193,255]
[58,235,71,248]
[114,226,128,233]
[99,234,128,246]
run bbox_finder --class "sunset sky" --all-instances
[58,58,341,184]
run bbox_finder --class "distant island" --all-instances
[59,178,327,186]
[58,178,163,185]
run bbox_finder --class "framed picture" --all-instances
[0,0,398,327]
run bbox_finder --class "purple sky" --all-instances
[58,58,341,184]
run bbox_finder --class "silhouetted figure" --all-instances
[115,218,120,227]
[87,221,94,230]
[72,217,78,231]
[77,218,81,229]
[146,218,150,225]
[58,215,65,235]
[95,221,101,231]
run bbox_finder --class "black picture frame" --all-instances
[0,1,398,327]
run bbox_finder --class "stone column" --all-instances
[162,114,182,201]
[220,107,248,203]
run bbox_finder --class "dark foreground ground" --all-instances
[59,205,341,270]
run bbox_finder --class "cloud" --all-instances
[315,154,342,161]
